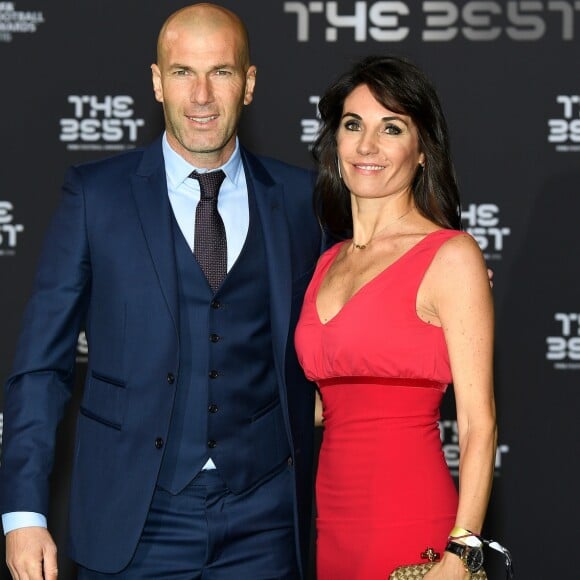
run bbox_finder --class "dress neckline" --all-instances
[315,229,452,326]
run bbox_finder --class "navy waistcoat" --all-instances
[157,187,291,494]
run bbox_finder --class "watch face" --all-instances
[465,547,484,572]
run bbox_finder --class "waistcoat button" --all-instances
[208,404,218,413]
[209,334,220,343]
[208,439,217,449]
[210,300,221,309]
[166,373,175,384]
[155,438,164,449]
[208,370,219,379]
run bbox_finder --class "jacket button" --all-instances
[207,439,217,449]
[208,370,219,379]
[287,456,294,467]
[209,334,220,343]
[155,438,164,449]
[166,373,175,384]
[210,299,221,309]
[208,404,218,413]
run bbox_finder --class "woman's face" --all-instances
[336,83,425,201]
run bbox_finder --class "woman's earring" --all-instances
[337,157,343,179]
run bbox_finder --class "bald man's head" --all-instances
[150,2,257,168]
[157,3,251,70]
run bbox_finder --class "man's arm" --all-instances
[1,166,92,579]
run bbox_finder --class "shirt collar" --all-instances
[161,132,244,190]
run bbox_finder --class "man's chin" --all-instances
[171,141,223,157]
[184,139,229,156]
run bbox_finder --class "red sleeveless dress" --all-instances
[295,230,464,579]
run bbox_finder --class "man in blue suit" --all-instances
[0,4,322,578]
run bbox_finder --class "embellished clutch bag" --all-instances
[389,544,487,580]
[389,561,487,579]
[389,530,514,580]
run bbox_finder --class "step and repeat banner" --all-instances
[1,1,578,578]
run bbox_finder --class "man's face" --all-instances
[151,22,256,168]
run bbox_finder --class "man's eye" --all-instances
[174,69,189,76]
[214,69,232,76]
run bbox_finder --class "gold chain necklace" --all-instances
[352,207,413,250]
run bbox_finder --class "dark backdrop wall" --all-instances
[1,1,579,578]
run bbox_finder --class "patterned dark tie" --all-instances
[190,169,227,292]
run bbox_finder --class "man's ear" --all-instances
[243,65,257,106]
[151,64,164,103]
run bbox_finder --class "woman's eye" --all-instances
[344,120,360,131]
[384,124,402,135]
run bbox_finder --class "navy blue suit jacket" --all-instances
[0,138,322,574]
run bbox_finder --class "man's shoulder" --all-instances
[71,145,149,176]
[243,149,316,182]
[68,137,163,180]
[60,142,162,203]
[258,154,313,175]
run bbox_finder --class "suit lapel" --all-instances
[128,143,294,367]
[130,139,179,332]
[241,149,292,373]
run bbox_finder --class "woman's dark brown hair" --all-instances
[312,55,461,238]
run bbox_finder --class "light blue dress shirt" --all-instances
[163,133,249,271]
[2,133,249,534]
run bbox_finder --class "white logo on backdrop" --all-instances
[546,312,580,369]
[0,200,25,256]
[76,330,88,364]
[284,1,580,42]
[548,95,580,152]
[301,95,321,145]
[0,2,44,43]
[462,203,511,261]
[60,95,146,152]
[440,419,509,477]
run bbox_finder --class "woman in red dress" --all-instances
[295,56,497,579]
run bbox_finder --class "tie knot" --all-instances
[190,170,226,200]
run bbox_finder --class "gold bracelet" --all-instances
[448,526,482,548]
[449,526,473,538]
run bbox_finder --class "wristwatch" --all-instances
[445,540,484,572]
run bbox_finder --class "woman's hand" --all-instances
[423,553,471,580]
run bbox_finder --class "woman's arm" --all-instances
[424,233,497,579]
[315,388,325,427]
